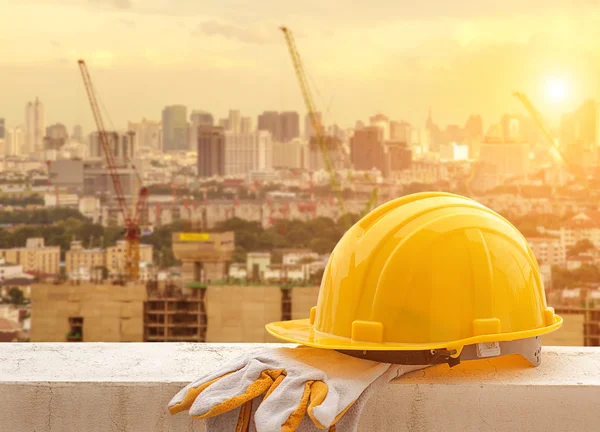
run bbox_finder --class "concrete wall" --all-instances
[205,285,281,343]
[291,285,320,319]
[1,343,599,432]
[543,312,585,346]
[203,285,320,342]
[30,283,146,342]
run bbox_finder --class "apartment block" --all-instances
[0,238,60,276]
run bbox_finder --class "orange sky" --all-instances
[1,0,599,132]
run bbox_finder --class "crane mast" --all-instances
[78,60,147,282]
[280,26,352,225]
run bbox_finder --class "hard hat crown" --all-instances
[267,192,562,354]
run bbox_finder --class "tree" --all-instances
[8,287,25,306]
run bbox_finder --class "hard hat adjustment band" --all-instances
[335,336,542,368]
[336,348,461,367]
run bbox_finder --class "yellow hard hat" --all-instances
[266,192,562,365]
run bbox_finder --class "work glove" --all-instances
[169,346,429,431]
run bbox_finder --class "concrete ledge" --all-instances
[1,344,600,431]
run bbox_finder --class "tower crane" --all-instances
[280,26,352,227]
[78,59,148,282]
[513,91,587,188]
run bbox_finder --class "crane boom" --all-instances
[280,27,351,226]
[513,92,566,163]
[78,59,147,281]
[513,91,586,185]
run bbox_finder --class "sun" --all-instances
[544,78,568,103]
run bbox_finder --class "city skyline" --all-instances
[2,1,600,131]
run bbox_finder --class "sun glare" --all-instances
[544,77,568,103]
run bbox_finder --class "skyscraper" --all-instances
[280,111,300,142]
[197,126,225,178]
[240,117,253,134]
[6,126,25,156]
[464,115,483,139]
[350,126,386,172]
[304,112,323,139]
[46,123,68,140]
[89,132,134,163]
[72,124,84,143]
[190,111,214,128]
[25,98,45,155]
[389,121,411,142]
[308,136,345,171]
[224,130,273,175]
[189,111,214,150]
[228,110,241,133]
[0,118,5,139]
[128,119,161,150]
[258,111,280,141]
[162,105,188,151]
[560,99,600,168]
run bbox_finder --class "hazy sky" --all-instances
[1,0,600,133]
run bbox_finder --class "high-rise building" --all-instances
[190,111,214,128]
[560,99,600,169]
[280,112,300,142]
[43,123,69,152]
[188,111,214,150]
[477,125,530,188]
[258,111,300,143]
[218,118,229,129]
[308,136,346,171]
[6,126,24,156]
[128,119,161,150]
[162,105,188,151]
[304,112,323,139]
[46,123,68,140]
[228,110,241,133]
[327,124,345,140]
[464,115,483,139]
[197,126,225,178]
[258,111,281,141]
[273,139,307,170]
[89,132,135,163]
[224,130,273,175]
[350,126,386,172]
[0,118,4,139]
[384,141,412,173]
[389,121,412,142]
[240,117,252,134]
[499,114,537,145]
[72,124,84,143]
[25,97,45,154]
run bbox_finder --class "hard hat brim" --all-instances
[266,315,563,352]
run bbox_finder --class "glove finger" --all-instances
[169,372,234,415]
[254,377,315,432]
[190,358,286,419]
[205,397,262,432]
[169,350,259,415]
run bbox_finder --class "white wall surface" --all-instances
[0,343,599,431]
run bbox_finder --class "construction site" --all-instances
[27,31,600,349]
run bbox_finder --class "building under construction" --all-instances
[143,231,234,342]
